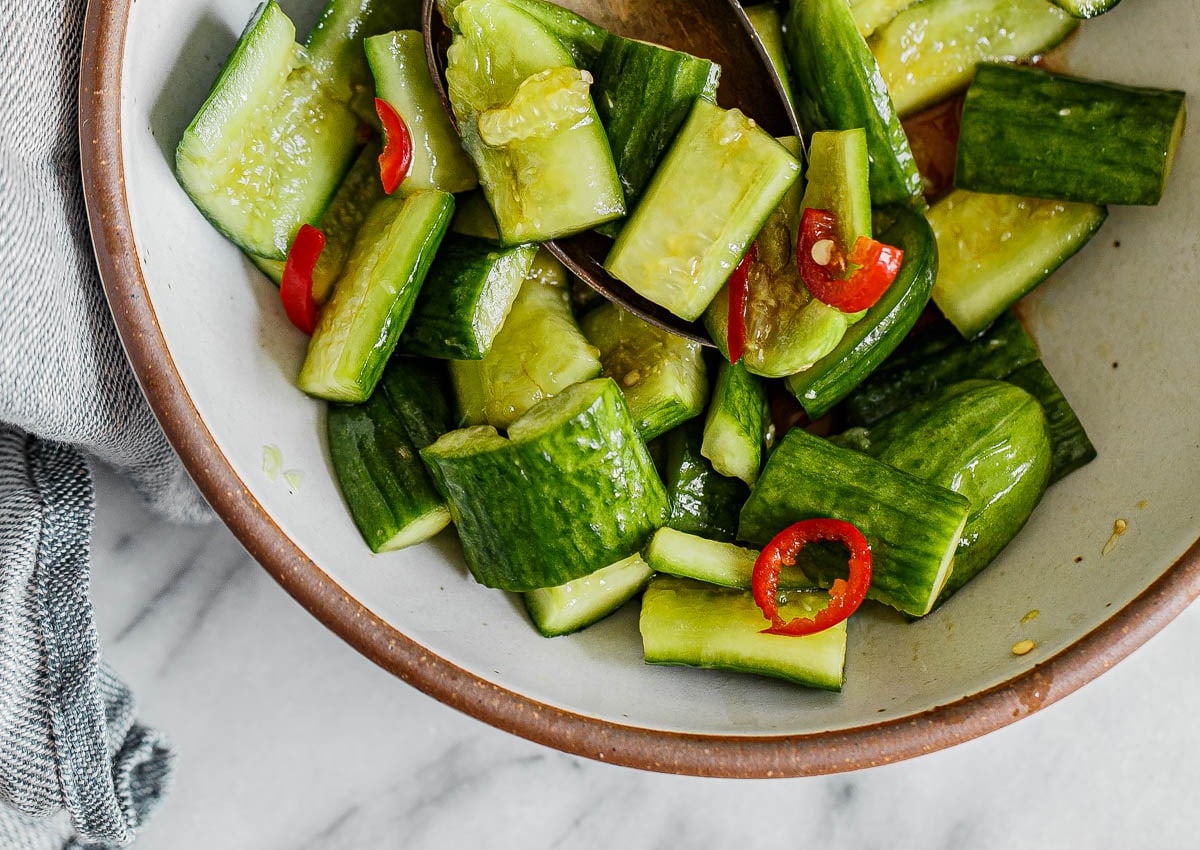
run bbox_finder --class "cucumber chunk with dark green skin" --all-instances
[438,0,608,67]
[605,100,801,322]
[449,251,601,429]
[175,1,363,260]
[445,0,625,244]
[524,553,652,637]
[786,205,936,419]
[422,378,671,591]
[702,361,769,487]
[366,30,479,194]
[955,63,1187,206]
[401,235,536,361]
[639,575,847,691]
[783,0,924,207]
[327,358,454,552]
[591,35,720,234]
[928,188,1107,339]
[580,303,708,441]
[851,380,1052,605]
[840,309,1041,428]
[739,427,969,617]
[869,0,1077,118]
[660,420,748,543]
[1004,361,1097,484]
[298,189,455,403]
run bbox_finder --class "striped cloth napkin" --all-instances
[0,0,212,845]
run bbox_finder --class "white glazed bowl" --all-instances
[81,0,1200,775]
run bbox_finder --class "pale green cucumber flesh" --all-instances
[445,0,624,243]
[605,99,801,322]
[175,2,362,260]
[298,189,455,402]
[422,378,670,591]
[645,528,762,590]
[870,0,1077,118]
[449,251,601,429]
[639,576,846,691]
[929,188,1107,338]
[524,554,652,637]
[580,303,708,441]
[701,361,767,487]
[738,427,969,617]
[365,30,478,193]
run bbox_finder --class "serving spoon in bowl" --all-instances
[421,0,802,345]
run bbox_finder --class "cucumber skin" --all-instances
[783,0,924,207]
[738,427,969,617]
[401,236,535,360]
[298,190,456,403]
[841,309,1040,428]
[327,359,454,552]
[702,361,768,487]
[592,35,721,226]
[422,378,670,591]
[639,576,846,691]
[858,380,1052,604]
[1005,361,1097,484]
[787,205,937,418]
[661,421,748,543]
[955,63,1187,206]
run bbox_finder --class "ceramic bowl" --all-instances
[80,0,1200,776]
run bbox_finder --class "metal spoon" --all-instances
[421,0,801,345]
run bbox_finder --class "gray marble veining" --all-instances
[88,466,1195,848]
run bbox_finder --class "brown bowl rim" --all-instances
[77,0,1200,778]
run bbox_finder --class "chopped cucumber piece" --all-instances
[422,378,670,591]
[366,30,478,194]
[327,358,454,552]
[701,361,768,487]
[175,2,362,260]
[449,250,601,429]
[298,190,455,402]
[870,0,1077,118]
[580,303,708,441]
[849,0,921,36]
[739,427,969,618]
[1050,0,1121,18]
[592,34,720,235]
[402,235,536,360]
[524,553,653,637]
[955,63,1187,206]
[660,420,748,543]
[639,575,846,691]
[802,128,873,250]
[857,380,1052,604]
[605,99,801,321]
[445,0,624,243]
[645,528,763,589]
[744,3,796,110]
[929,188,1107,338]
[783,0,923,207]
[441,0,609,67]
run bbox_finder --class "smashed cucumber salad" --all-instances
[175,0,1185,690]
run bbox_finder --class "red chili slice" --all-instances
[751,518,873,636]
[280,223,326,335]
[375,97,414,195]
[726,242,757,364]
[796,207,904,314]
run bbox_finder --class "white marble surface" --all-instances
[90,463,1198,848]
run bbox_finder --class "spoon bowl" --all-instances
[421,0,801,344]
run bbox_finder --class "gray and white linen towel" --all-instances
[1,0,213,845]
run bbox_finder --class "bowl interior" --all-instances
[105,0,1200,761]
